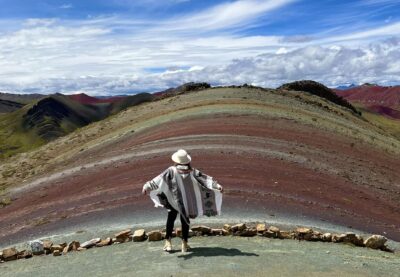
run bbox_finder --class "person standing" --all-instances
[142,149,223,253]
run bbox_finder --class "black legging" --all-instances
[166,209,189,242]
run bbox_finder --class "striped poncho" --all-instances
[143,166,223,224]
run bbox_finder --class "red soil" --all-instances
[1,114,400,243]
[334,85,400,108]
[367,105,400,120]
[68,93,125,105]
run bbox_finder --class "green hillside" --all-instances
[0,93,153,158]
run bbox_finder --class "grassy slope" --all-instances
[1,87,399,193]
[0,93,154,159]
[352,103,400,140]
[0,94,109,158]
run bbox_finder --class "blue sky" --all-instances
[0,0,399,94]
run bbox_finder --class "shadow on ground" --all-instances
[177,247,259,260]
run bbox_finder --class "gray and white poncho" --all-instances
[143,165,223,224]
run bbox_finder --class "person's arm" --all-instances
[142,168,172,195]
[193,169,223,192]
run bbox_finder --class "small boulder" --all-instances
[96,238,112,247]
[256,223,267,233]
[133,229,146,242]
[50,244,64,253]
[148,231,163,241]
[18,250,33,259]
[42,240,53,251]
[115,229,132,239]
[80,238,101,249]
[331,234,343,243]
[295,227,313,241]
[231,223,247,233]
[264,226,280,238]
[29,240,44,255]
[211,229,225,236]
[279,231,294,239]
[191,225,212,235]
[223,224,232,232]
[310,231,323,242]
[364,235,387,250]
[63,241,81,253]
[2,248,18,261]
[115,229,132,243]
[322,233,332,242]
[239,228,257,237]
[53,250,61,256]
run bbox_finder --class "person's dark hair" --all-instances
[175,163,192,170]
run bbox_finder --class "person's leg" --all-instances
[165,209,178,240]
[180,214,190,242]
[180,214,191,252]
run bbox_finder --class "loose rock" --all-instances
[42,240,53,251]
[322,233,332,242]
[29,240,44,255]
[114,229,132,243]
[264,226,280,238]
[63,241,81,253]
[191,225,212,235]
[295,227,313,241]
[231,223,247,233]
[2,248,18,262]
[256,223,267,233]
[279,231,294,239]
[53,250,61,256]
[96,238,112,247]
[364,235,387,250]
[211,229,225,236]
[148,231,163,241]
[80,238,101,249]
[223,224,232,232]
[18,250,33,259]
[239,228,257,237]
[50,244,64,253]
[133,229,147,242]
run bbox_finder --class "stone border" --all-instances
[0,223,394,263]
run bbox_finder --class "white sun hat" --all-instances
[171,149,192,164]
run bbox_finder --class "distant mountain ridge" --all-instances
[334,84,400,109]
[0,99,25,114]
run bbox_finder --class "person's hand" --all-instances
[218,185,224,193]
[142,188,148,195]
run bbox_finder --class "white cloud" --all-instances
[60,4,73,9]
[0,1,399,94]
[160,0,296,32]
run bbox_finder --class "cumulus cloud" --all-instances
[0,0,399,94]
[2,37,398,95]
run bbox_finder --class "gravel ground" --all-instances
[1,236,400,277]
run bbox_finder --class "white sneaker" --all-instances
[163,239,172,252]
[181,241,191,253]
